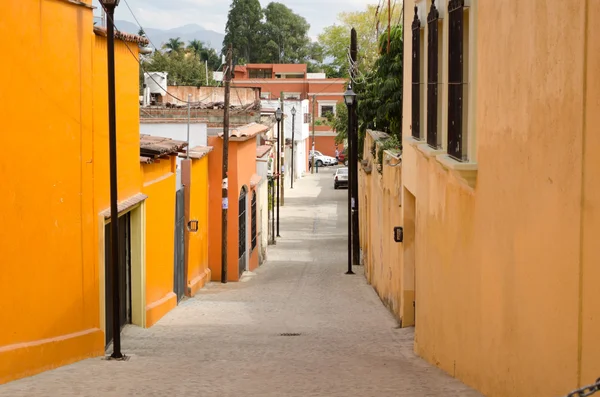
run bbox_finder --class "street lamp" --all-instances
[99,0,124,358]
[344,83,355,275]
[290,106,296,189]
[275,107,283,237]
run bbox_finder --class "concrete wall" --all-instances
[396,0,600,395]
[165,86,258,106]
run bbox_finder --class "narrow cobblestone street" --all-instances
[2,168,482,397]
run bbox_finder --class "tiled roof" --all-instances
[93,26,150,46]
[179,146,213,160]
[140,134,187,163]
[100,193,148,219]
[218,122,269,141]
[256,145,272,158]
[250,174,262,188]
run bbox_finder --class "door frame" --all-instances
[98,202,146,340]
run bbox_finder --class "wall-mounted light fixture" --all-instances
[187,220,199,232]
[394,226,404,243]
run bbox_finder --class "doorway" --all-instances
[238,187,248,278]
[402,188,416,327]
[104,213,132,348]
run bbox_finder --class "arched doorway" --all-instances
[238,186,248,278]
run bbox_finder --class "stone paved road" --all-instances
[1,167,482,397]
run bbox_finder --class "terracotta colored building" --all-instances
[207,123,269,282]
[231,64,346,158]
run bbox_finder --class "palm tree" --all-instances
[163,37,184,53]
[187,39,204,58]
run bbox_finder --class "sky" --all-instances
[93,0,378,39]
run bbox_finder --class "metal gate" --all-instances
[174,188,185,302]
[238,188,247,278]
[105,213,131,348]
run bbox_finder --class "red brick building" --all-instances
[231,64,347,158]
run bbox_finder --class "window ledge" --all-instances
[435,154,478,188]
[416,143,445,158]
[403,136,424,147]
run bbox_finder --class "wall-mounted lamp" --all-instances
[393,226,403,243]
[187,220,199,232]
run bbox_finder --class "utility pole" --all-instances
[221,44,232,284]
[186,94,191,158]
[350,28,360,267]
[101,0,123,360]
[276,107,282,237]
[311,95,316,173]
[291,107,296,189]
[280,92,285,206]
[205,60,209,86]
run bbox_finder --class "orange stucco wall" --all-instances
[394,0,600,396]
[0,1,102,384]
[0,0,147,384]
[185,156,211,295]
[207,137,259,281]
[314,135,342,158]
[141,159,177,327]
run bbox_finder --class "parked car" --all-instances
[333,167,349,189]
[309,150,337,167]
[337,148,348,166]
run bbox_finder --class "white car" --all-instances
[309,150,337,167]
[333,167,348,189]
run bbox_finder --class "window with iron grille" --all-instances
[427,0,440,149]
[251,191,257,250]
[448,0,467,161]
[411,6,421,140]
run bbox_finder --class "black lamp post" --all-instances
[343,84,356,275]
[275,107,283,237]
[100,0,124,359]
[290,106,296,189]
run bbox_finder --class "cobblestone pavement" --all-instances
[1,167,482,397]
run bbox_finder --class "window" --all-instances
[411,6,422,140]
[283,92,301,100]
[260,92,271,99]
[427,0,441,149]
[251,191,257,251]
[249,68,273,79]
[448,0,467,161]
[321,105,334,117]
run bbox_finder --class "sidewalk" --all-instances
[1,168,482,397]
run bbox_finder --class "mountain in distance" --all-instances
[115,20,224,52]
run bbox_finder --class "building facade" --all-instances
[359,0,600,396]
[230,63,346,158]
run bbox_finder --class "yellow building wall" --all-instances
[141,159,177,327]
[358,132,404,321]
[0,0,104,384]
[186,156,211,296]
[581,0,600,386]
[398,0,600,396]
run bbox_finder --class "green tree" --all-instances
[222,0,263,63]
[355,24,403,145]
[318,4,400,76]
[141,49,209,87]
[164,37,184,53]
[256,2,312,64]
[188,40,222,70]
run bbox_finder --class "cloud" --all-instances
[95,0,378,36]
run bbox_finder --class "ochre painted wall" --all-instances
[396,0,600,396]
[141,159,177,327]
[186,156,211,295]
[358,132,404,321]
[0,0,101,384]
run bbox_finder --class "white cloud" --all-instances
[100,0,379,36]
